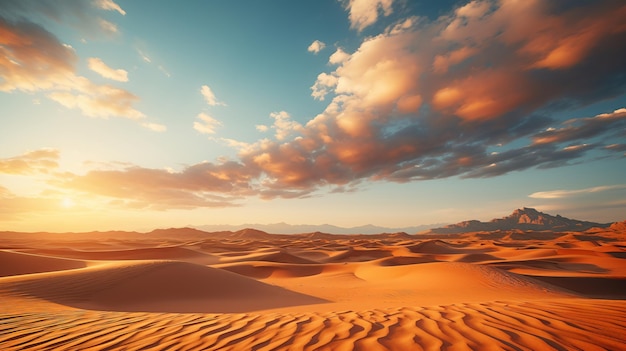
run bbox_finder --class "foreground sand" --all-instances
[1,227,625,350]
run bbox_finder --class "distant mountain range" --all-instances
[192,222,442,235]
[421,207,611,234]
[1,208,618,240]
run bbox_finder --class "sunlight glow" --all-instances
[61,197,75,209]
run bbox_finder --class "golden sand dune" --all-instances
[1,227,625,350]
[0,260,326,313]
[18,246,219,264]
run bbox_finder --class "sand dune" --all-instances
[0,250,86,277]
[18,246,219,264]
[0,260,326,313]
[1,228,625,350]
[1,300,624,351]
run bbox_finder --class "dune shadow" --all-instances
[528,276,626,299]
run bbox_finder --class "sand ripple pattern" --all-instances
[1,299,624,351]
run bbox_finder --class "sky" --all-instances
[1,0,625,232]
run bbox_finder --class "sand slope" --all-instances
[0,260,326,313]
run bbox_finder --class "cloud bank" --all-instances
[4,0,626,210]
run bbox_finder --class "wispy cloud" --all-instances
[47,81,145,120]
[137,49,152,63]
[529,185,626,199]
[0,148,59,175]
[141,122,167,132]
[307,40,326,54]
[87,57,128,82]
[200,85,226,106]
[94,0,126,16]
[193,112,222,135]
[98,18,119,34]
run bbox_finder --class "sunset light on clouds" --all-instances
[1,0,625,232]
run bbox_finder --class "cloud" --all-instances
[200,85,226,106]
[533,108,626,146]
[193,112,222,135]
[94,0,126,16]
[98,18,119,34]
[529,185,626,199]
[256,125,269,132]
[329,48,350,64]
[311,73,339,101]
[12,0,626,211]
[307,40,326,54]
[341,0,395,32]
[0,7,162,129]
[47,79,145,120]
[137,49,152,63]
[57,161,259,209]
[87,57,129,82]
[269,111,304,140]
[141,122,167,132]
[0,16,77,92]
[0,186,61,220]
[0,148,59,175]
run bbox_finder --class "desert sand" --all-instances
[1,225,625,350]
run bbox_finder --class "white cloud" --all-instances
[307,40,326,54]
[47,79,146,120]
[87,57,128,82]
[94,0,126,15]
[329,48,350,64]
[200,85,226,106]
[194,112,222,134]
[270,111,303,140]
[529,185,626,199]
[311,73,338,101]
[141,122,167,132]
[256,125,269,132]
[343,0,394,32]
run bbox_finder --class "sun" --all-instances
[60,197,75,209]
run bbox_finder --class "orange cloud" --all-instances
[0,13,160,128]
[59,161,259,210]
[0,148,59,175]
[0,17,76,92]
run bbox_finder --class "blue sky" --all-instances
[1,0,625,231]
